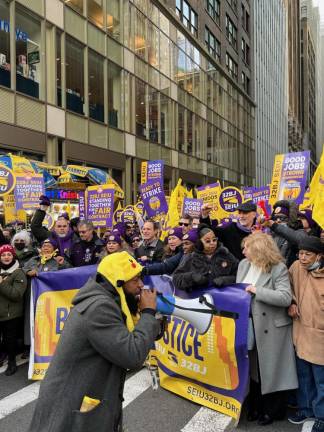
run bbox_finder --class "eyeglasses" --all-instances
[132,238,140,243]
[179,222,189,227]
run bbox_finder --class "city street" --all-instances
[0,359,300,432]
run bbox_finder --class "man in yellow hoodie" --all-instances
[288,237,324,432]
[28,251,161,432]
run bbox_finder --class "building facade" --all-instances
[0,0,255,202]
[286,0,303,153]
[253,0,288,185]
[300,0,318,174]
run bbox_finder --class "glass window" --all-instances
[65,0,83,15]
[135,78,146,138]
[178,105,185,152]
[56,30,62,107]
[106,0,120,40]
[206,0,220,24]
[225,53,238,80]
[108,60,123,128]
[205,27,220,62]
[88,50,104,122]
[0,0,10,88]
[176,1,198,37]
[16,6,42,99]
[187,110,193,155]
[66,36,84,115]
[161,93,171,146]
[225,15,237,50]
[147,22,159,68]
[160,32,170,78]
[148,86,159,142]
[88,0,104,29]
[134,9,146,60]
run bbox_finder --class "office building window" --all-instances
[16,6,42,99]
[88,0,104,29]
[176,0,198,37]
[225,53,237,80]
[205,0,220,24]
[0,0,10,88]
[56,30,62,107]
[65,0,83,15]
[178,105,185,152]
[106,0,120,40]
[135,78,146,138]
[147,21,159,68]
[187,110,193,155]
[225,15,237,49]
[134,8,146,60]
[241,71,250,94]
[149,86,159,142]
[241,5,250,33]
[161,93,171,146]
[88,50,104,122]
[66,36,84,115]
[107,61,122,129]
[241,38,250,65]
[205,27,220,62]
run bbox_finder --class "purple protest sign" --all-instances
[0,165,16,196]
[242,187,254,201]
[219,187,243,213]
[182,198,203,218]
[78,191,86,219]
[14,174,45,210]
[270,151,310,205]
[86,185,114,227]
[140,179,168,218]
[121,208,136,224]
[251,186,272,217]
[141,160,164,184]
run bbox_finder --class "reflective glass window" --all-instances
[65,0,83,15]
[178,105,185,152]
[89,50,104,122]
[134,9,146,60]
[16,6,42,99]
[161,93,171,146]
[0,0,10,88]
[66,36,84,115]
[149,86,159,142]
[88,0,104,29]
[108,60,123,128]
[106,0,120,40]
[135,78,146,138]
[56,30,62,107]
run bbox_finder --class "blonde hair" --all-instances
[242,232,284,273]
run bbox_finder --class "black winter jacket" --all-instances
[172,244,238,292]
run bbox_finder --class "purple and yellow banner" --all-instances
[251,186,272,217]
[78,190,86,220]
[0,164,16,196]
[29,266,97,380]
[182,198,203,218]
[29,269,249,418]
[140,179,168,218]
[146,277,250,419]
[141,160,164,184]
[14,174,45,210]
[219,187,243,214]
[86,184,114,227]
[269,151,310,205]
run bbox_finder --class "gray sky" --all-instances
[313,0,324,21]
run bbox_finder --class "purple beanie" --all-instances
[272,205,289,217]
[168,227,184,240]
[298,209,315,228]
[182,229,198,243]
[106,233,122,245]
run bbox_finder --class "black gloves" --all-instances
[213,275,236,287]
[192,272,209,286]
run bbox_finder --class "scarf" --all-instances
[0,260,20,274]
[40,249,58,265]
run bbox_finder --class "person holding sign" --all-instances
[28,252,162,432]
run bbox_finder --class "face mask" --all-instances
[15,243,26,251]
[57,233,67,238]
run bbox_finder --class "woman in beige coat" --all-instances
[236,232,298,426]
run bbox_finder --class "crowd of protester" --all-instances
[0,194,323,432]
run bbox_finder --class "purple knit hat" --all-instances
[298,209,315,228]
[106,233,122,245]
[168,227,184,240]
[182,229,198,243]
